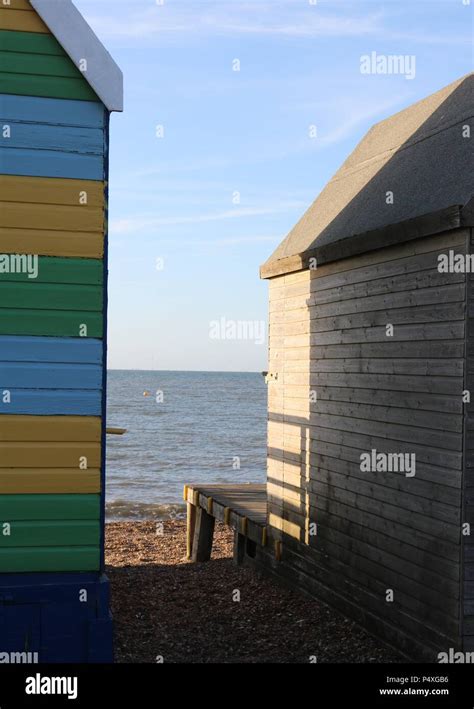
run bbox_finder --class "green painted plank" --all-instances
[0,72,98,101]
[0,284,103,311]
[0,547,100,572]
[0,494,100,520]
[0,283,103,311]
[2,52,85,79]
[0,30,66,56]
[0,521,100,547]
[0,310,103,338]
[0,30,99,102]
[0,257,103,285]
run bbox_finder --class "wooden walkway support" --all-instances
[184,484,268,563]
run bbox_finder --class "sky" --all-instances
[73,0,473,372]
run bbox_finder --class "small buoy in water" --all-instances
[143,391,151,397]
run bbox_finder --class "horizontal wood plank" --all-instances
[0,390,101,416]
[0,7,49,33]
[0,520,100,547]
[0,227,104,258]
[0,416,101,442]
[0,335,102,364]
[0,309,102,338]
[0,494,100,519]
[0,175,104,207]
[0,362,102,390]
[0,442,101,468]
[0,93,105,128]
[0,547,100,573]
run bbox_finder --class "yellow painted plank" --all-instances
[0,443,101,468]
[0,176,105,208]
[0,228,104,258]
[0,7,50,33]
[0,416,102,442]
[0,470,101,494]
[4,1,35,10]
[1,202,104,232]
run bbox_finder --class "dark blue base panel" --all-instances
[0,573,113,663]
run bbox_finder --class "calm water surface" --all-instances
[106,371,267,520]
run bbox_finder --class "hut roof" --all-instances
[261,73,473,279]
[30,0,123,112]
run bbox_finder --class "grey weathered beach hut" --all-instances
[256,73,474,660]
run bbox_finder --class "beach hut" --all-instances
[256,74,474,660]
[0,1,122,662]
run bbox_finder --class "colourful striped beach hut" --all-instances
[0,0,122,662]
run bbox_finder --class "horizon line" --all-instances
[107,368,266,374]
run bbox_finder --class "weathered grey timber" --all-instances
[257,74,474,661]
[184,484,268,562]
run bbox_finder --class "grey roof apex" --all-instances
[30,0,123,112]
[261,73,474,279]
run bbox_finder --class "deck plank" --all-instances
[185,483,267,528]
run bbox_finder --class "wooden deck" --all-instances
[184,483,268,562]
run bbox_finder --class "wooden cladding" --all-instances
[0,7,108,575]
[0,30,99,101]
[0,416,101,492]
[265,228,469,656]
[0,141,106,397]
[0,175,105,258]
[0,8,49,34]
[0,335,103,416]
[2,202,104,236]
[0,443,100,469]
[0,547,100,573]
[0,493,101,572]
[1,1,39,10]
[0,471,100,495]
[1,176,104,207]
[0,520,100,547]
[0,493,100,519]
[0,256,104,339]
[0,95,106,181]
[0,415,101,569]
[0,92,106,126]
[0,415,102,441]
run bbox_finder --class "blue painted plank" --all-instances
[0,147,103,180]
[3,121,104,155]
[0,336,104,409]
[0,571,106,590]
[0,390,102,416]
[0,94,106,128]
[0,362,102,389]
[0,336,103,364]
[0,573,112,662]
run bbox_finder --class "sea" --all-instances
[106,370,267,521]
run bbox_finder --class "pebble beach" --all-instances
[106,521,403,664]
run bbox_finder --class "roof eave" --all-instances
[260,205,463,279]
[30,0,123,112]
[461,196,474,228]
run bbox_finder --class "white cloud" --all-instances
[159,235,281,246]
[111,204,305,234]
[81,3,384,41]
[76,0,468,46]
[199,13,382,39]
[114,91,409,187]
[76,0,472,45]
[316,93,414,148]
